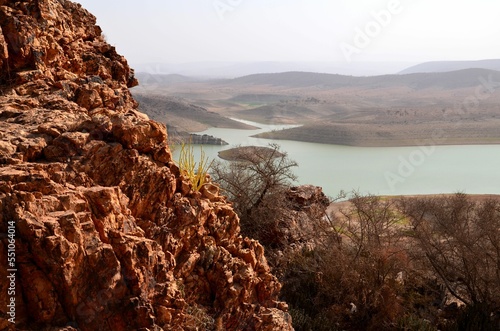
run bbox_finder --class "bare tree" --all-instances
[281,193,437,331]
[211,143,298,246]
[400,193,500,324]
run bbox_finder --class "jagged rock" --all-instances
[0,1,292,330]
[284,185,330,242]
[287,185,330,212]
[277,185,331,249]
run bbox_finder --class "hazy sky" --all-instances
[77,0,500,67]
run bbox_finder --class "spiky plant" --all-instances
[177,143,213,191]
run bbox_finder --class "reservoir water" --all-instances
[172,119,500,198]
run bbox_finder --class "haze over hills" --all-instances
[399,59,500,74]
[132,59,500,79]
[226,69,500,90]
[133,61,417,78]
[135,64,500,147]
[135,72,196,85]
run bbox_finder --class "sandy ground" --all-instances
[327,193,500,216]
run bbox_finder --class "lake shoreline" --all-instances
[253,123,500,148]
[180,119,500,198]
[255,134,500,148]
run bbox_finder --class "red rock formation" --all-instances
[0,1,293,330]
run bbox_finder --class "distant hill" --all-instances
[225,69,500,90]
[133,93,256,132]
[135,72,194,86]
[132,61,412,78]
[133,67,500,147]
[399,59,500,74]
[231,103,318,124]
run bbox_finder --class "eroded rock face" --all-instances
[284,185,331,245]
[269,185,331,262]
[0,1,292,330]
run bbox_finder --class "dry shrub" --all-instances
[400,193,500,330]
[211,143,298,249]
[185,304,215,331]
[281,193,500,330]
[280,193,441,330]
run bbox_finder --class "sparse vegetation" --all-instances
[185,305,215,331]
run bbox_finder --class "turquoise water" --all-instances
[172,119,500,198]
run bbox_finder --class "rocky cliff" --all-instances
[0,1,292,330]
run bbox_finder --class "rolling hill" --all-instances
[133,67,500,147]
[225,69,500,90]
[133,93,256,132]
[399,59,500,74]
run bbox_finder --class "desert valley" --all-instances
[132,63,500,197]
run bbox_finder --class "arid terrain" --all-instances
[133,69,500,147]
